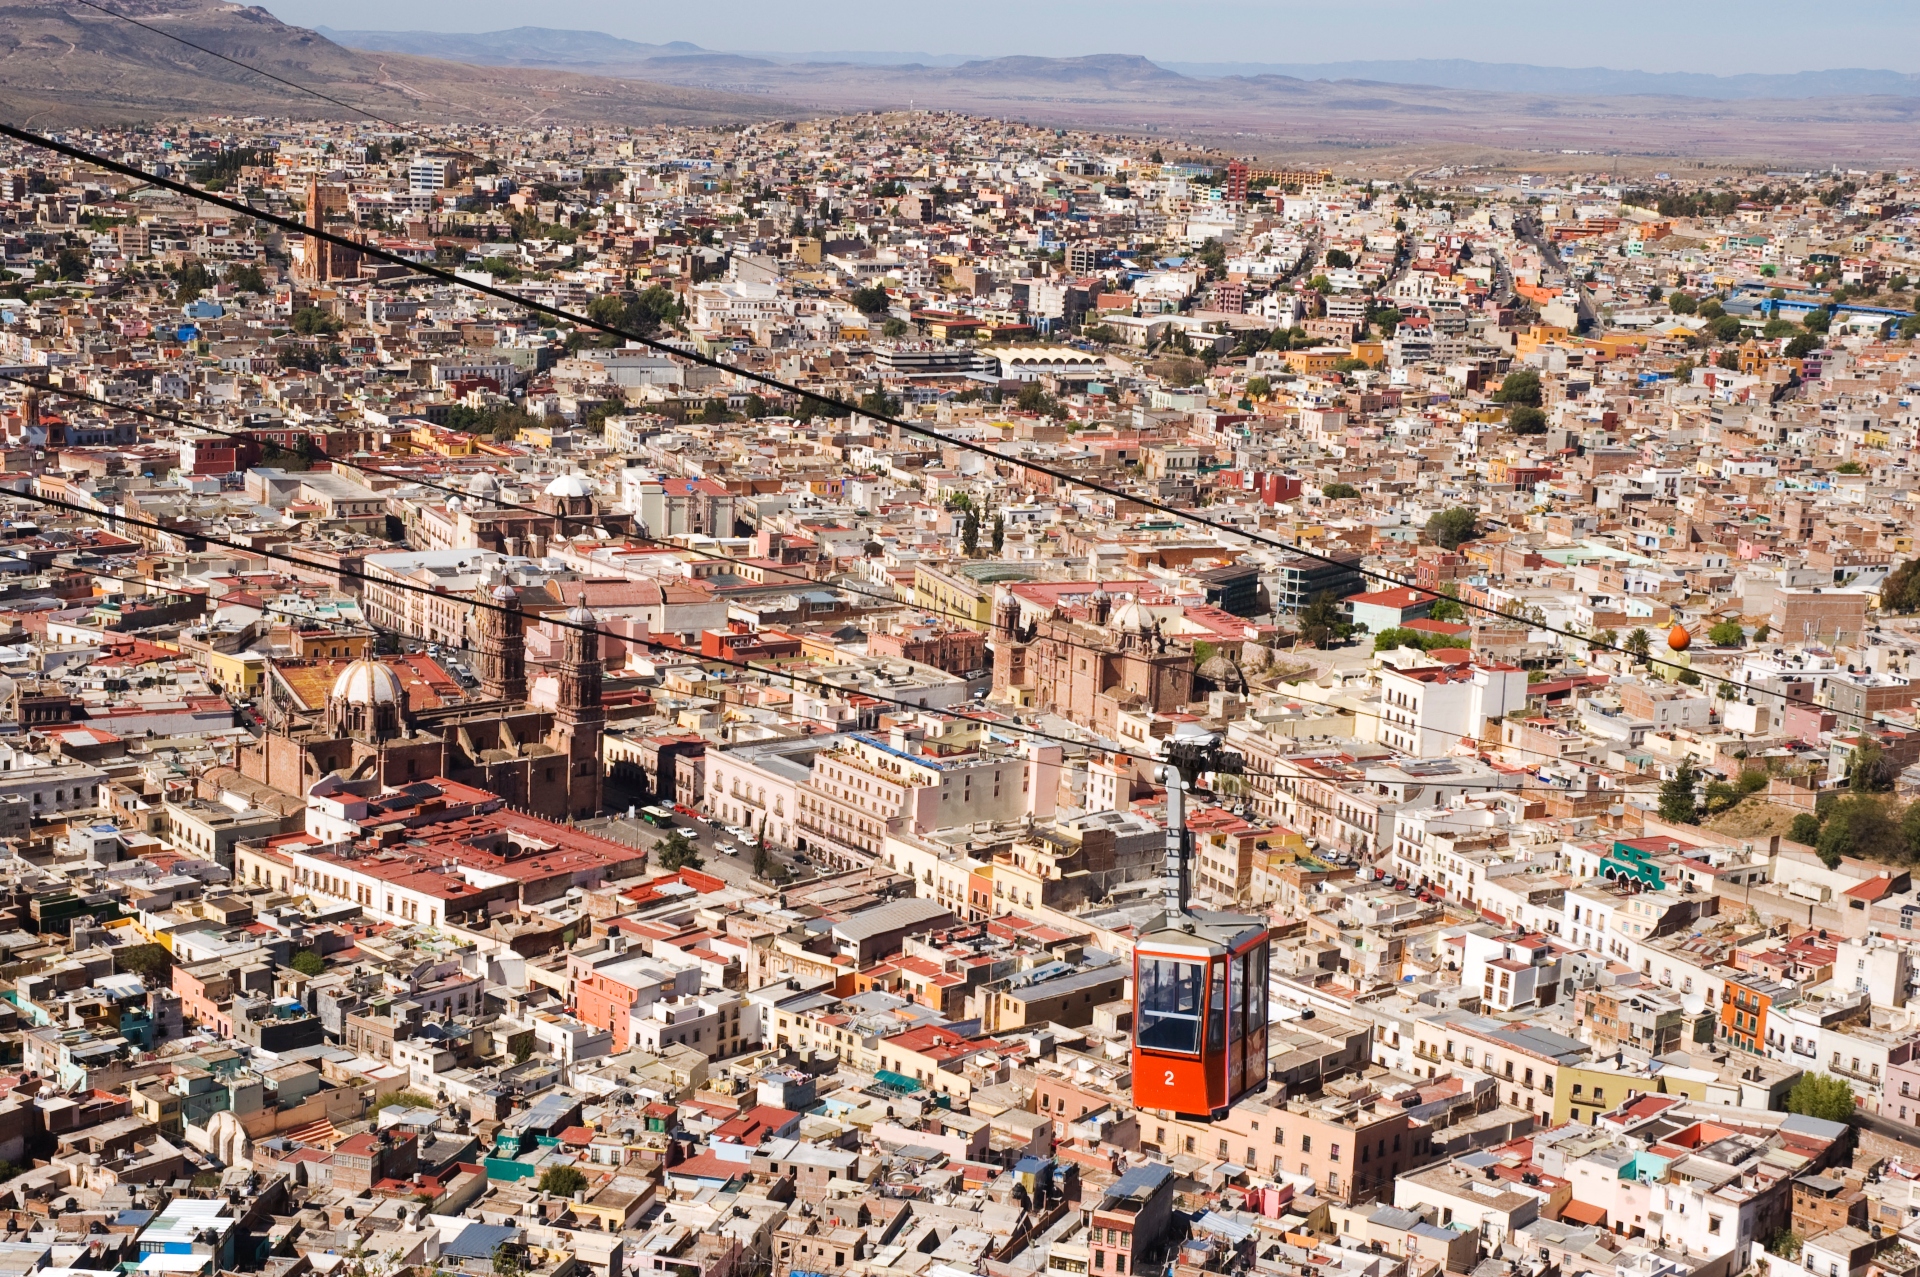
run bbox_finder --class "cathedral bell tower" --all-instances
[474,569,527,703]
[550,592,605,820]
[991,592,1028,702]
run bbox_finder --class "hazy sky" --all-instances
[257,0,1920,73]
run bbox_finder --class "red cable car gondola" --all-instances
[1132,754,1272,1120]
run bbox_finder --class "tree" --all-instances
[1016,382,1064,418]
[961,509,980,556]
[857,388,900,419]
[849,285,890,315]
[1246,377,1271,400]
[1323,248,1353,269]
[1834,461,1865,475]
[991,514,1005,554]
[1508,405,1548,434]
[173,262,214,303]
[1848,742,1894,794]
[1493,369,1542,407]
[1323,483,1360,499]
[289,950,325,977]
[654,830,703,872]
[54,247,88,281]
[881,317,910,338]
[752,838,773,879]
[1715,349,1740,371]
[1883,558,1920,613]
[1667,292,1698,315]
[1624,628,1652,663]
[1785,1072,1856,1123]
[227,263,267,293]
[1709,314,1744,342]
[1658,758,1700,825]
[1766,1229,1804,1261]
[1428,596,1465,621]
[290,307,343,336]
[537,1165,589,1197]
[1372,627,1462,654]
[1779,811,1821,846]
[1425,507,1479,550]
[1785,332,1820,359]
[1297,592,1349,649]
[116,942,174,986]
[1707,620,1745,646]
[1374,627,1422,653]
[1817,796,1898,866]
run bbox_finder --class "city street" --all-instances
[582,805,823,893]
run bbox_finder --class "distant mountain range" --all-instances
[1159,59,1920,100]
[0,1,792,128]
[317,28,984,69]
[320,30,1920,100]
[9,6,1920,162]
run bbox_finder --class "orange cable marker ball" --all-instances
[1668,624,1691,652]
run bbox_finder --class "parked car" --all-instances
[716,843,738,857]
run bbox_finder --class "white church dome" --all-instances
[330,658,404,707]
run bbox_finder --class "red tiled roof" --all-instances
[1561,1200,1608,1227]
[1845,875,1895,902]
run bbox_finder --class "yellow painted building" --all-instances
[207,650,269,695]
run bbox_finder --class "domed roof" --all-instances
[545,473,591,499]
[467,472,499,496]
[491,583,518,603]
[565,591,596,625]
[1111,597,1155,632]
[330,658,404,707]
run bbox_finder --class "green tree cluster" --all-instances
[1785,1072,1856,1122]
[1508,405,1548,434]
[1297,592,1351,650]
[172,262,214,303]
[116,942,174,986]
[1372,627,1468,654]
[1322,482,1359,500]
[1492,369,1542,407]
[849,285,891,315]
[654,830,704,872]
[226,263,267,293]
[1884,557,1920,612]
[290,307,344,336]
[583,286,681,343]
[1425,507,1479,550]
[1658,758,1701,825]
[537,1165,589,1197]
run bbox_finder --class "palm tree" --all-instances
[1624,629,1652,663]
